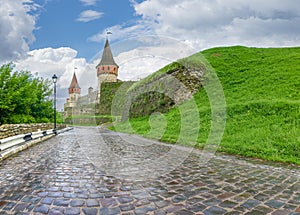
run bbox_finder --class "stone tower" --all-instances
[68,72,81,105]
[63,72,81,119]
[96,39,119,101]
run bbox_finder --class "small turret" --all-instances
[88,87,93,96]
[68,72,81,102]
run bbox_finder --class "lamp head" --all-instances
[52,74,58,83]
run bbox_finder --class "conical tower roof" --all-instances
[69,72,80,89]
[97,39,118,67]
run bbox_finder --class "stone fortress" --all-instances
[63,38,204,123]
[63,39,120,119]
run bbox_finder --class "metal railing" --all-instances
[0,127,73,152]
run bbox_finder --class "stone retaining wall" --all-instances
[0,123,66,139]
[122,61,205,120]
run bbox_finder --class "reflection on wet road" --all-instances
[0,126,299,214]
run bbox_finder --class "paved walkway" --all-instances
[0,126,299,215]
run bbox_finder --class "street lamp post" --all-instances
[52,74,58,134]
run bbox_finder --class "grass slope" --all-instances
[113,46,300,164]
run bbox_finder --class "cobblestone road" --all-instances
[0,126,299,215]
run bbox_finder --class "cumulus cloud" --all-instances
[129,0,300,49]
[15,47,99,110]
[6,0,300,109]
[87,0,300,84]
[0,0,38,63]
[15,47,98,90]
[89,0,300,50]
[88,33,196,82]
[76,10,103,22]
[113,36,196,80]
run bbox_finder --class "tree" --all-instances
[0,63,53,124]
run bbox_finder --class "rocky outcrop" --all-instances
[123,61,206,119]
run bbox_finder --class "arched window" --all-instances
[108,66,110,70]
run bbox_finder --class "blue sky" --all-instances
[1,0,300,109]
[31,0,137,60]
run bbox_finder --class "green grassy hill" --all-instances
[112,46,300,164]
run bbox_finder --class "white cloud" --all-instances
[79,0,100,6]
[113,36,196,81]
[15,47,98,110]
[129,0,300,49]
[88,33,196,82]
[6,0,300,110]
[16,47,96,90]
[76,10,103,22]
[0,0,38,63]
[88,23,154,44]
[87,0,300,85]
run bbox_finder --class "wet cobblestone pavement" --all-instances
[0,126,299,214]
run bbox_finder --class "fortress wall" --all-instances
[97,81,135,115]
[0,123,66,139]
